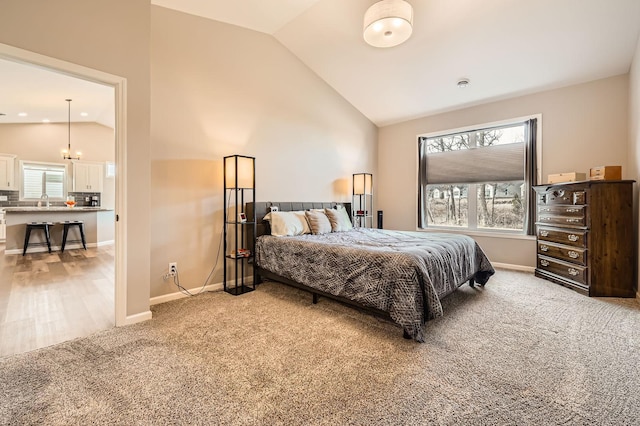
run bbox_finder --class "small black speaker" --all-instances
[377,210,383,229]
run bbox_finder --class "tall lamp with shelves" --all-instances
[352,173,373,228]
[223,155,256,295]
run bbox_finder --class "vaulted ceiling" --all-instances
[152,0,640,126]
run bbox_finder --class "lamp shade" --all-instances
[353,173,373,195]
[363,0,413,48]
[224,155,255,189]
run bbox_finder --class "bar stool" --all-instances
[23,222,53,256]
[61,220,87,253]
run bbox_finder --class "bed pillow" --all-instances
[305,210,332,235]
[324,207,353,232]
[270,211,311,236]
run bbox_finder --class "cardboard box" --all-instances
[589,166,621,181]
[547,172,586,184]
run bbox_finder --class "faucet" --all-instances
[41,193,49,208]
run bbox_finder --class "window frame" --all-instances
[417,114,541,235]
[20,160,69,201]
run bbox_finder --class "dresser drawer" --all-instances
[537,227,587,248]
[537,215,586,227]
[537,255,588,286]
[537,241,586,265]
[538,189,586,205]
[537,205,585,216]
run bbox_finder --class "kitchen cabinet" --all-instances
[73,161,103,193]
[0,154,16,190]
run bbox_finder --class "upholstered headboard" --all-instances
[246,202,352,239]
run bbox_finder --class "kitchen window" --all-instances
[418,118,538,235]
[21,161,67,200]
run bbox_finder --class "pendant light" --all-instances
[363,0,414,48]
[61,98,81,160]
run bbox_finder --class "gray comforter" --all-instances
[255,228,494,341]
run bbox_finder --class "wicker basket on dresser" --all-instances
[532,180,636,297]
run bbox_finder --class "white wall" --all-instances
[378,75,629,268]
[149,7,378,297]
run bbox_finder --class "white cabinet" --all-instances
[73,161,104,193]
[0,154,16,190]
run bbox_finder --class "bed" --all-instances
[246,202,494,342]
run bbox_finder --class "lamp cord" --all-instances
[169,190,230,296]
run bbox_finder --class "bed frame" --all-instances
[245,201,413,338]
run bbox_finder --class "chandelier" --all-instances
[61,98,81,160]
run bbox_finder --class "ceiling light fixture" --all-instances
[61,99,81,160]
[18,112,27,117]
[363,0,413,48]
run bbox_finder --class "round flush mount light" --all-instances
[457,78,470,88]
[364,0,414,48]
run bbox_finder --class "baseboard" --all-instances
[150,281,224,306]
[492,262,535,273]
[122,310,152,325]
[6,242,107,255]
[96,240,114,247]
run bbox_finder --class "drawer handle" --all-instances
[540,259,550,267]
[568,251,579,259]
[568,268,579,276]
[540,230,549,237]
[566,208,580,213]
[566,218,581,223]
[540,245,549,252]
[540,217,551,221]
[568,234,579,242]
[540,208,551,212]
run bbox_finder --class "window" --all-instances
[21,161,67,200]
[418,118,538,234]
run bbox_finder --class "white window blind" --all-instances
[22,163,66,199]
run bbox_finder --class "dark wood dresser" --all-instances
[533,180,636,297]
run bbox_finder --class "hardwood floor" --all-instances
[0,242,114,357]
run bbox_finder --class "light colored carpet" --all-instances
[1,270,639,425]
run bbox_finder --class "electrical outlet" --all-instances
[169,262,177,276]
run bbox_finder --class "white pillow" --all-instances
[269,211,311,236]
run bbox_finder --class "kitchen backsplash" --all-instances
[0,190,101,208]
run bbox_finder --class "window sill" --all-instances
[415,227,536,241]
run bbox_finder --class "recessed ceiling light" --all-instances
[18,112,28,117]
[457,78,470,88]
[80,112,89,117]
[42,119,50,123]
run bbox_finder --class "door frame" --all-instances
[0,42,128,326]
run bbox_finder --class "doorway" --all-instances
[0,44,127,356]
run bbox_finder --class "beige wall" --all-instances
[0,0,151,317]
[629,36,640,294]
[0,122,115,207]
[378,75,629,268]
[149,7,377,297]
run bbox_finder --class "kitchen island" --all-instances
[3,207,114,255]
